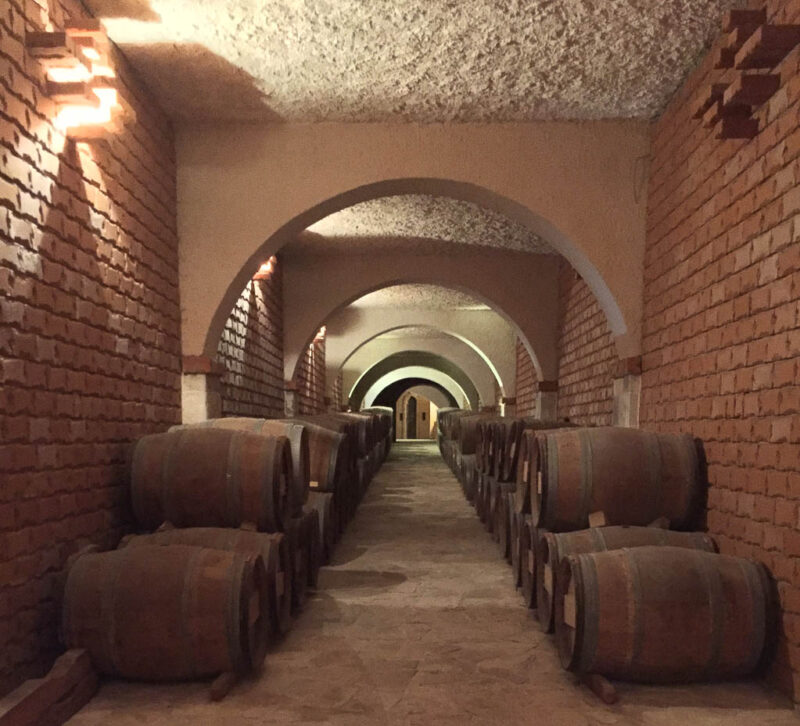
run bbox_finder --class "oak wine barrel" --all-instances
[520,516,537,609]
[283,418,353,516]
[555,546,776,682]
[532,427,704,532]
[284,517,308,613]
[510,511,524,588]
[536,526,716,634]
[304,491,335,564]
[170,418,310,516]
[119,526,293,637]
[302,508,322,588]
[131,428,291,532]
[62,545,269,680]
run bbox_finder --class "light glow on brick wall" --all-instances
[253,255,277,280]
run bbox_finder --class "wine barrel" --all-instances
[362,406,393,442]
[264,532,293,634]
[520,516,537,609]
[510,510,523,588]
[170,418,310,516]
[536,526,717,634]
[310,414,366,457]
[62,545,269,680]
[305,491,335,565]
[476,417,504,474]
[532,427,704,532]
[462,455,478,502]
[453,414,495,456]
[284,516,308,613]
[131,428,291,532]
[283,419,352,496]
[500,419,566,483]
[493,486,508,552]
[514,425,574,515]
[118,526,292,637]
[513,429,539,515]
[302,508,322,588]
[437,408,468,442]
[555,546,775,682]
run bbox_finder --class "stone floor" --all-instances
[69,441,796,725]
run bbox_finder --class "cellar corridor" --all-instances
[68,443,794,726]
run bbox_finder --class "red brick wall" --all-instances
[217,258,284,418]
[515,337,538,416]
[0,0,180,694]
[296,336,326,414]
[556,261,616,425]
[643,0,800,697]
[330,369,343,411]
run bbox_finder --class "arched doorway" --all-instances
[406,396,417,439]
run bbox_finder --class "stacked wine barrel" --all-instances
[60,411,392,694]
[438,415,777,687]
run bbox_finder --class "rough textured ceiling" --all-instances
[378,326,458,340]
[89,0,738,122]
[285,195,552,256]
[348,285,490,310]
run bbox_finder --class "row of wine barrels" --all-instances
[536,526,717,634]
[555,546,776,682]
[361,406,394,446]
[475,416,505,475]
[436,408,469,443]
[452,413,496,456]
[170,418,310,516]
[131,428,292,533]
[443,418,777,686]
[532,427,705,532]
[62,545,270,681]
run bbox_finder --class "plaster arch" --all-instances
[326,308,515,395]
[352,352,480,410]
[362,366,471,410]
[370,378,458,410]
[336,329,502,408]
[402,385,452,410]
[180,121,648,365]
[282,249,559,384]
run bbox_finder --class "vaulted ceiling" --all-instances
[282,195,553,257]
[90,0,737,122]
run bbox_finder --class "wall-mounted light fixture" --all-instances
[26,19,135,140]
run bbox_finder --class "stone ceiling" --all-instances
[348,285,490,310]
[89,0,738,122]
[285,194,553,256]
[379,326,458,339]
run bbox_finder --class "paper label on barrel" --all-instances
[309,480,319,489]
[537,471,542,495]
[276,572,284,596]
[528,550,534,573]
[544,564,553,593]
[588,511,607,528]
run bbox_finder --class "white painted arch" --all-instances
[326,308,515,396]
[362,366,471,409]
[401,385,452,410]
[179,122,648,366]
[282,248,559,384]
